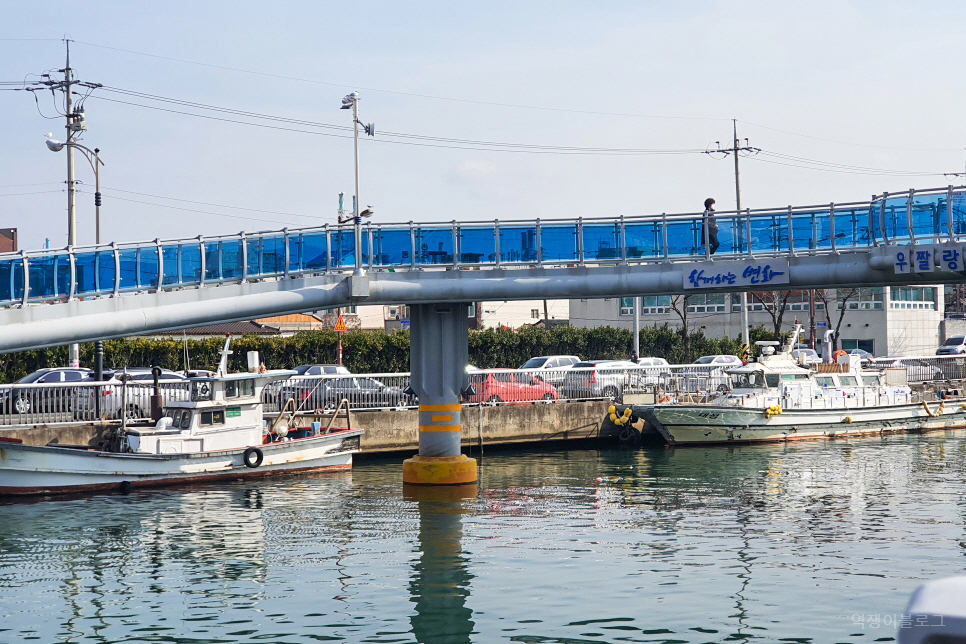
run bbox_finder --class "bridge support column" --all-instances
[402,303,477,485]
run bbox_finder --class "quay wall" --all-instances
[0,401,612,454]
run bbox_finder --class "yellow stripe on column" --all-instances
[419,404,462,412]
[431,414,453,422]
[419,424,462,433]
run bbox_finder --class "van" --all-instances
[937,336,966,355]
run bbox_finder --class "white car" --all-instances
[688,355,742,392]
[792,348,821,366]
[519,355,581,385]
[73,368,189,420]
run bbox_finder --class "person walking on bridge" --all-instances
[702,197,720,255]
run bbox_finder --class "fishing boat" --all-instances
[637,326,966,445]
[0,338,362,496]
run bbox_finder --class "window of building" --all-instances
[619,297,634,315]
[732,291,826,312]
[686,293,726,313]
[841,339,875,354]
[889,286,936,310]
[531,309,541,319]
[837,287,884,310]
[642,295,671,314]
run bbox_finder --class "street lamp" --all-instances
[339,92,374,275]
[45,134,104,244]
[46,134,105,379]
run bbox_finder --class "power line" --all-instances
[739,119,960,153]
[101,187,320,219]
[72,40,728,122]
[0,189,64,198]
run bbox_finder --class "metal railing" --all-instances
[2,185,964,307]
[866,354,966,384]
[0,379,191,427]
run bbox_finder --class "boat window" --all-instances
[765,374,780,388]
[780,374,810,380]
[815,376,835,387]
[731,372,764,388]
[179,410,191,429]
[838,376,858,386]
[862,376,879,386]
[225,379,255,399]
[200,410,225,426]
[191,380,213,402]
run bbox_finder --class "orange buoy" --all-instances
[832,350,848,361]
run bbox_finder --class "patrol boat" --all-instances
[0,338,362,496]
[639,326,966,445]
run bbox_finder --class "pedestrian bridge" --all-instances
[1,185,965,352]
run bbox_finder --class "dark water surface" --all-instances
[2,433,965,643]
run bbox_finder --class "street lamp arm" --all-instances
[66,142,104,172]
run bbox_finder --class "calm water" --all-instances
[2,433,965,644]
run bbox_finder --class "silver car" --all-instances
[558,360,641,402]
[73,369,189,420]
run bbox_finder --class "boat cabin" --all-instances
[125,370,295,455]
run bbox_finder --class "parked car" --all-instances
[792,348,821,366]
[558,360,640,402]
[0,367,91,415]
[885,358,944,383]
[73,368,188,420]
[684,355,741,393]
[693,355,743,366]
[844,348,874,366]
[277,375,413,410]
[519,355,581,384]
[937,336,966,355]
[466,370,558,403]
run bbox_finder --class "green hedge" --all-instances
[0,324,774,382]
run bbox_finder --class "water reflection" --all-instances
[405,484,478,644]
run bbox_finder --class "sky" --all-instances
[3,1,966,251]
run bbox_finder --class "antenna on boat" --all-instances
[216,334,233,377]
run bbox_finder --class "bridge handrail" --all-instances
[3,184,965,307]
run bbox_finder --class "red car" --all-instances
[466,370,558,403]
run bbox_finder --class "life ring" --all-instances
[243,447,264,468]
[832,350,848,361]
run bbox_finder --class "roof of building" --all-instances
[164,320,281,336]
[255,313,322,324]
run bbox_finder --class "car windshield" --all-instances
[293,365,315,375]
[521,358,547,369]
[693,357,715,365]
[943,337,965,346]
[17,371,49,384]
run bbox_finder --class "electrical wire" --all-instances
[72,40,728,122]
[101,187,320,220]
[0,189,64,198]
[750,151,944,176]
[739,119,961,153]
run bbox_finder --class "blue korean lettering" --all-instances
[895,250,908,272]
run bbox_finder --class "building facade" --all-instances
[570,286,942,356]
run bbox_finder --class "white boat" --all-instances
[639,327,966,445]
[0,339,363,496]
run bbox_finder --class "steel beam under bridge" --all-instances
[0,247,960,353]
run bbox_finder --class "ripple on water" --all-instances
[0,433,963,643]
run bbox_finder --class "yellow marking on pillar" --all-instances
[419,404,461,412]
[431,414,453,423]
[419,424,462,433]
[403,454,478,485]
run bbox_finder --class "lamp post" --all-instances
[46,136,104,372]
[339,92,374,275]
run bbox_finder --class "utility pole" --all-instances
[705,120,760,354]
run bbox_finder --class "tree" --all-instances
[668,294,697,361]
[814,288,860,352]
[749,290,796,341]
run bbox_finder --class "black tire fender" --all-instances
[243,447,264,468]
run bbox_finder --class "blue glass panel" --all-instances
[540,225,577,262]
[330,230,356,268]
[370,228,409,266]
[74,252,97,294]
[0,259,13,303]
[624,222,660,259]
[221,240,242,279]
[583,224,620,261]
[911,193,945,241]
[459,227,495,264]
[288,235,301,273]
[118,249,138,290]
[302,232,327,270]
[499,226,537,263]
[249,236,285,275]
[952,195,966,236]
[27,255,58,299]
[180,244,202,284]
[833,206,873,248]
[135,248,157,289]
[881,195,908,242]
[748,213,781,254]
[204,243,221,281]
[812,210,833,251]
[97,251,115,293]
[790,211,823,252]
[715,215,739,255]
[416,227,453,265]
[161,246,180,286]
[665,219,700,257]
[56,254,70,296]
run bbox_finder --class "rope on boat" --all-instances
[922,401,946,417]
